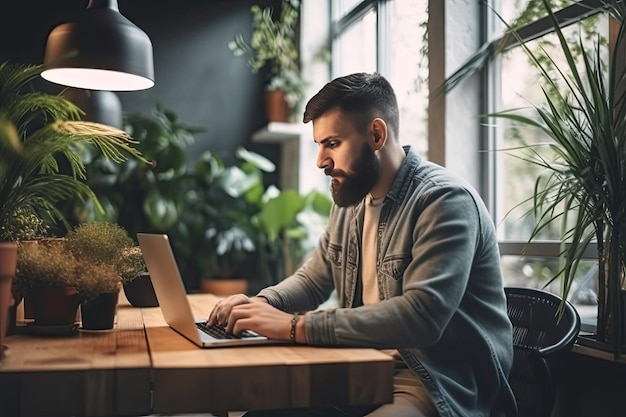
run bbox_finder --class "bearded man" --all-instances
[207,73,517,417]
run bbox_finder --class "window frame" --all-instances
[330,0,392,77]
[326,1,605,262]
[329,0,428,154]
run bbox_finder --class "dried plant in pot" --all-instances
[65,222,145,298]
[14,241,81,326]
[64,222,145,329]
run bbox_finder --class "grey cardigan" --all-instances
[258,146,517,417]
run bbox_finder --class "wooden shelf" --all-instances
[251,123,327,194]
[572,341,626,363]
[252,122,309,143]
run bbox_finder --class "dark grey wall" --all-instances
[118,0,281,165]
[0,0,281,167]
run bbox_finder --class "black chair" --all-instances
[504,286,581,417]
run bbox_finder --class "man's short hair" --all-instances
[302,72,400,139]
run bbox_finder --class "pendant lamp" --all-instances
[62,89,123,128]
[41,0,154,91]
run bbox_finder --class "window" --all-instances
[324,0,606,315]
[487,0,609,314]
[330,0,428,156]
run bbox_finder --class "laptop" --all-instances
[137,233,288,348]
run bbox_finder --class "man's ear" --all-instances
[371,118,387,150]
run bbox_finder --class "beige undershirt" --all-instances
[361,193,384,305]
[360,194,437,416]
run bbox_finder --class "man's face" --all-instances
[313,108,380,207]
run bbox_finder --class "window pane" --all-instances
[501,255,598,320]
[332,1,428,155]
[388,0,428,156]
[333,9,377,76]
[494,14,608,241]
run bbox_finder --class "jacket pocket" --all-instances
[327,243,343,267]
[380,255,411,280]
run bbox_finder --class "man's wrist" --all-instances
[251,296,269,303]
[295,313,306,344]
[290,313,299,342]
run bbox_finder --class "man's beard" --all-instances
[328,143,380,207]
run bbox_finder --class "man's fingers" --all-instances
[225,303,293,339]
[207,293,251,326]
[225,304,246,333]
[231,317,257,336]
[206,301,220,325]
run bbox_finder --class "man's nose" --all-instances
[316,149,331,171]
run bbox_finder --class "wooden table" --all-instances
[0,293,394,416]
[0,298,151,417]
[145,294,394,414]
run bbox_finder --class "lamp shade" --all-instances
[41,0,154,91]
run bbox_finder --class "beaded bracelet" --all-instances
[290,312,299,342]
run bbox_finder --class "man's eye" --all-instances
[327,141,339,148]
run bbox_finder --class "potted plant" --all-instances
[0,61,147,242]
[446,0,626,358]
[1,209,54,328]
[229,0,306,121]
[171,147,271,295]
[14,222,145,330]
[65,221,145,329]
[65,222,145,298]
[171,146,332,295]
[14,239,82,327]
[0,61,146,332]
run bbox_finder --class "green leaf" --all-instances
[143,189,180,230]
[0,115,20,151]
[236,146,276,172]
[255,190,306,242]
[220,166,262,198]
[305,190,332,216]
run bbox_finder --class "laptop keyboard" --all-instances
[196,322,258,339]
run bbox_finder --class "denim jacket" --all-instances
[258,146,517,417]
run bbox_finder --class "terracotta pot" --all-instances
[123,272,159,307]
[28,286,80,326]
[81,292,119,330]
[0,242,17,361]
[200,279,248,296]
[265,89,289,122]
[19,238,67,321]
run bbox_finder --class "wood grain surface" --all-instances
[0,292,394,416]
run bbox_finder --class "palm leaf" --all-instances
[0,61,147,240]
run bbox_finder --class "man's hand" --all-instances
[206,294,267,327]
[207,294,304,342]
[227,302,295,341]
